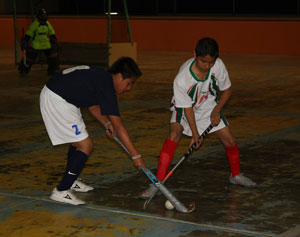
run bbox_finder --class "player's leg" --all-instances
[140,122,183,199]
[50,137,94,205]
[154,108,189,182]
[214,126,239,176]
[157,122,183,181]
[215,126,256,187]
[40,86,92,204]
[57,137,94,193]
[44,48,59,76]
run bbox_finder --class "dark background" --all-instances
[1,0,300,16]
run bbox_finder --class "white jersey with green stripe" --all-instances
[170,57,231,112]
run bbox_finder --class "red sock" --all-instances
[156,138,178,181]
[226,144,240,177]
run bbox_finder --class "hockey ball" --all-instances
[165,200,174,210]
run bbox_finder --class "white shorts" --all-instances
[170,107,228,136]
[40,86,89,146]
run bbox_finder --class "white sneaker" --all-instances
[71,180,94,193]
[50,188,85,205]
[229,173,257,187]
[139,183,161,199]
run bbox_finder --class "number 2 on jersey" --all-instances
[72,125,81,135]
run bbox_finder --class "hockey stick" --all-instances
[112,135,195,213]
[143,123,214,209]
[21,28,27,67]
[141,167,195,213]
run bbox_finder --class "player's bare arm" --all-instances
[109,115,145,170]
[184,107,202,148]
[88,105,109,125]
[88,105,116,137]
[211,87,232,126]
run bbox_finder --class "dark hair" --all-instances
[108,57,142,79]
[195,37,219,58]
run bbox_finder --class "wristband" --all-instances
[104,121,111,129]
[132,154,141,160]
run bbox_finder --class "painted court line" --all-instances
[84,205,276,237]
[0,191,276,237]
[0,199,38,211]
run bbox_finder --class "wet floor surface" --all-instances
[0,48,300,236]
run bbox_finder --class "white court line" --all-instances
[0,199,38,211]
[84,205,276,237]
[0,191,276,237]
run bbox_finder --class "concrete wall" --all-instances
[1,15,300,54]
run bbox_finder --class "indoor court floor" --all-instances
[0,47,300,236]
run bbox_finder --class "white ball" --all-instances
[165,200,174,210]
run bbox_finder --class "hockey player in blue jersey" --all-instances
[40,57,145,205]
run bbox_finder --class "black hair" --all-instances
[195,37,219,58]
[108,57,142,79]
